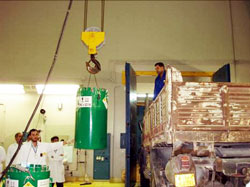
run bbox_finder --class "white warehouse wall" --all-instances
[0,1,249,84]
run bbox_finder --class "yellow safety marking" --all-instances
[23,182,34,187]
[122,71,214,85]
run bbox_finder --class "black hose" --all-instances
[0,0,73,182]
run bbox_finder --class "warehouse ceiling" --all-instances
[0,1,249,85]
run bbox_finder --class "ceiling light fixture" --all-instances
[35,84,79,95]
[0,84,25,94]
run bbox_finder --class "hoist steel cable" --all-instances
[101,0,105,32]
[94,74,99,89]
[87,74,99,89]
[83,0,88,31]
[83,0,105,31]
[0,0,73,182]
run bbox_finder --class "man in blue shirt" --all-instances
[153,62,166,100]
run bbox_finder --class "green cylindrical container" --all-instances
[3,165,51,187]
[75,87,108,149]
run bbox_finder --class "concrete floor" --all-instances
[64,182,125,187]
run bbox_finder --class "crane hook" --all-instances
[86,54,101,74]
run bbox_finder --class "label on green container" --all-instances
[6,179,18,187]
[37,179,50,187]
[77,96,92,108]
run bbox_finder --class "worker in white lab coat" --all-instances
[6,132,22,166]
[48,136,65,187]
[17,129,69,166]
[0,145,6,177]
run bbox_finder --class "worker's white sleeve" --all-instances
[54,147,64,162]
[45,142,64,153]
[0,147,6,163]
[5,146,12,166]
[63,149,68,164]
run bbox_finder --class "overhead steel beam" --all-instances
[122,71,214,85]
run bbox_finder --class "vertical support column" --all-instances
[125,63,137,187]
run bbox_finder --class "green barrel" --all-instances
[75,87,108,149]
[3,165,51,187]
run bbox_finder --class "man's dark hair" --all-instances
[51,136,59,142]
[28,129,38,137]
[154,62,165,67]
[15,132,21,138]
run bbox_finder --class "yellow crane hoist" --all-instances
[82,31,105,55]
[81,0,105,74]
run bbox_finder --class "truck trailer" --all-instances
[142,65,250,187]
